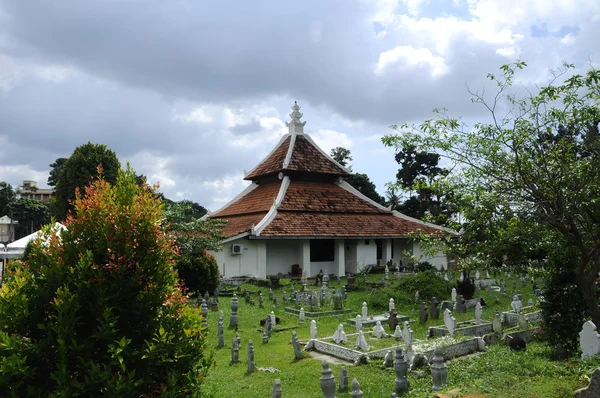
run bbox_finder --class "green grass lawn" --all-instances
[201,275,600,397]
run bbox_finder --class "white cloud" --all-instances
[173,107,213,123]
[310,129,352,155]
[376,45,448,77]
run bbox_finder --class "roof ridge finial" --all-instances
[290,101,303,123]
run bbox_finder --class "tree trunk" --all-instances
[575,268,600,327]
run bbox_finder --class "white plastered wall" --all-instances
[209,238,267,278]
[412,240,448,270]
[356,239,377,272]
[266,240,301,276]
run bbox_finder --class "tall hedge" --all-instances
[0,168,211,397]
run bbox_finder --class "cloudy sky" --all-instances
[0,0,598,211]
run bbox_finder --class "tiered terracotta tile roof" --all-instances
[260,212,445,237]
[244,135,348,180]
[208,102,450,238]
[244,136,291,180]
[211,183,280,217]
[286,136,348,176]
[279,181,386,214]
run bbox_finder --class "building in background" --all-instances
[18,180,54,202]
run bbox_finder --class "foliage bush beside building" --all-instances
[0,168,212,397]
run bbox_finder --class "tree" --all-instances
[330,147,353,169]
[330,148,386,205]
[10,198,52,236]
[385,185,402,211]
[164,199,224,295]
[0,182,16,215]
[393,145,458,225]
[0,168,212,396]
[53,143,120,220]
[47,157,67,187]
[383,61,600,328]
[344,173,386,205]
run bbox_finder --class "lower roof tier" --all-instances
[217,210,447,238]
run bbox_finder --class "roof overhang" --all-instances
[247,235,416,240]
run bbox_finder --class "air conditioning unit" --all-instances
[231,244,243,255]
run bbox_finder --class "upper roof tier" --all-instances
[244,103,350,180]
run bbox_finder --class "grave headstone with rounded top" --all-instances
[394,346,410,393]
[419,302,429,324]
[475,302,483,325]
[310,319,317,340]
[229,294,239,329]
[272,379,282,398]
[362,302,368,319]
[355,315,362,333]
[247,340,255,373]
[580,320,600,358]
[339,367,348,393]
[430,297,440,319]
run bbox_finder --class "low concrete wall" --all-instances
[428,322,493,338]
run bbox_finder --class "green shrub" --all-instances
[176,248,220,296]
[414,261,435,273]
[396,270,453,300]
[540,267,589,353]
[456,271,476,299]
[0,168,212,397]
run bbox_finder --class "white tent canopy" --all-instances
[0,222,66,259]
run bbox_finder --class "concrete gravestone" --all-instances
[430,297,440,320]
[402,321,413,348]
[475,302,483,325]
[319,361,336,398]
[310,319,318,340]
[444,308,456,337]
[247,340,255,372]
[272,379,282,398]
[292,331,302,359]
[388,310,399,332]
[350,378,364,398]
[339,367,349,393]
[373,320,387,338]
[492,311,503,333]
[394,325,402,340]
[451,288,457,303]
[355,315,362,333]
[419,302,429,324]
[511,295,523,313]
[333,323,348,344]
[580,320,600,358]
[362,302,368,319]
[356,331,369,351]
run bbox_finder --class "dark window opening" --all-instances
[376,239,382,262]
[310,240,335,262]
